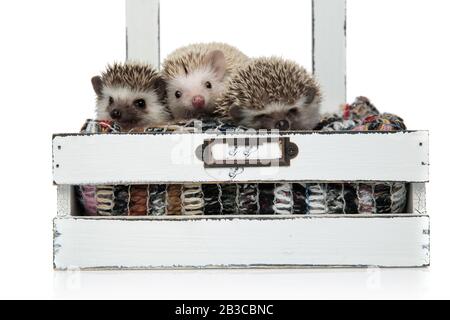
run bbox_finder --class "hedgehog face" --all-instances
[229,97,321,131]
[92,63,170,131]
[166,67,226,120]
[165,50,227,120]
[94,83,169,132]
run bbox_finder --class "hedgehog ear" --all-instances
[154,76,167,100]
[305,87,318,105]
[205,50,226,80]
[91,76,104,97]
[229,105,244,121]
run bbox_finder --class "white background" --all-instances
[0,0,449,299]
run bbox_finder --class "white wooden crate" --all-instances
[52,0,430,270]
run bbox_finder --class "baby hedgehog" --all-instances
[92,63,169,131]
[162,42,249,121]
[216,57,322,130]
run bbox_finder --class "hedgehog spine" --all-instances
[217,57,322,131]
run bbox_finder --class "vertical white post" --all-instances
[408,183,427,215]
[126,0,161,68]
[313,0,347,113]
[57,185,75,217]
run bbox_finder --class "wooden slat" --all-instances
[313,0,347,113]
[53,215,430,270]
[52,131,429,184]
[126,0,160,67]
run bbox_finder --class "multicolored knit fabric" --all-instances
[167,185,183,216]
[316,96,407,132]
[292,184,308,215]
[259,184,275,215]
[149,185,167,216]
[221,184,238,215]
[112,185,129,216]
[237,184,259,215]
[129,185,149,216]
[273,183,294,215]
[202,184,222,215]
[352,114,407,131]
[181,184,204,215]
[78,185,97,216]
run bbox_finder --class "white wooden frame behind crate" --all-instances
[126,0,346,110]
[53,0,430,270]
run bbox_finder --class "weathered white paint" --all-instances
[53,215,430,270]
[126,0,160,67]
[53,131,429,185]
[408,183,427,215]
[57,185,76,218]
[313,0,347,113]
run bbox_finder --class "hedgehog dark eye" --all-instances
[289,108,299,115]
[133,99,146,109]
[175,91,183,99]
[254,114,272,122]
[205,81,212,89]
[109,97,114,105]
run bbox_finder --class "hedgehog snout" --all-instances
[275,120,290,131]
[192,95,206,109]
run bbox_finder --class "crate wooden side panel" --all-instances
[57,185,74,217]
[52,131,429,185]
[408,183,427,215]
[53,215,430,270]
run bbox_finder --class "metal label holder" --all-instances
[196,137,299,168]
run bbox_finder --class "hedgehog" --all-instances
[216,57,322,131]
[91,62,170,132]
[162,42,249,121]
